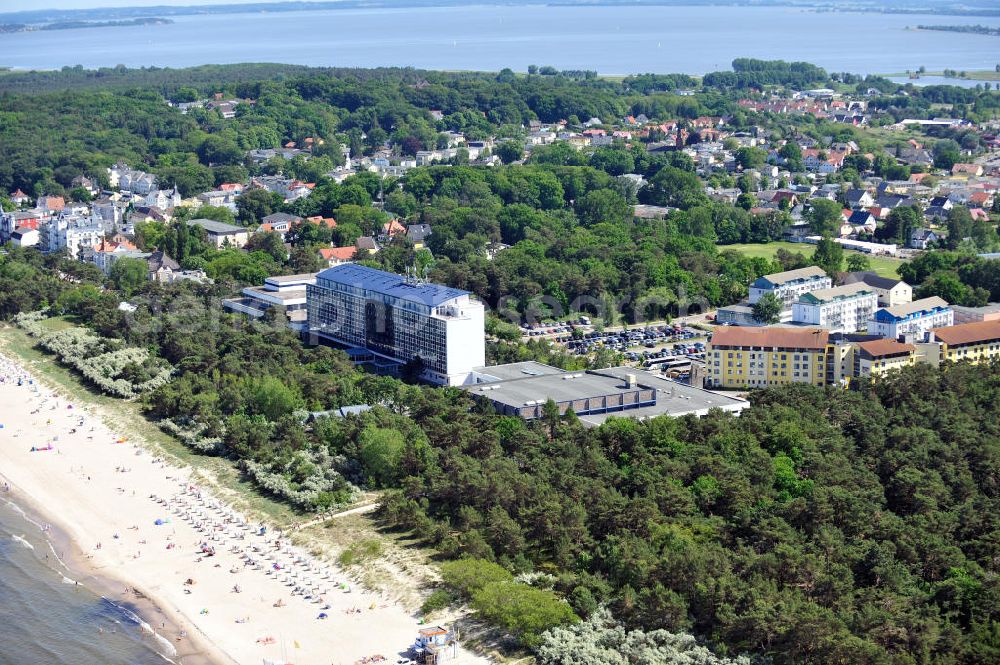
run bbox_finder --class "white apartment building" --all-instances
[792,283,878,333]
[749,266,832,306]
[307,264,485,386]
[40,214,109,258]
[869,297,954,340]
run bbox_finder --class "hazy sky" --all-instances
[2,0,287,13]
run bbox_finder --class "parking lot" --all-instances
[519,318,712,376]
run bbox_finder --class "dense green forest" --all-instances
[381,364,1000,663]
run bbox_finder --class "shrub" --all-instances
[536,608,751,665]
[440,558,514,597]
[472,581,579,648]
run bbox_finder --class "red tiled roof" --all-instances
[856,339,914,358]
[710,326,829,350]
[319,246,356,261]
[933,320,1000,346]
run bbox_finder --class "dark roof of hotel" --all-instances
[315,264,470,307]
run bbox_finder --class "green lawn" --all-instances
[720,241,907,279]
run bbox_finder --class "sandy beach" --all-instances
[0,353,489,665]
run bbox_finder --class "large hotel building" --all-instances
[307,264,485,386]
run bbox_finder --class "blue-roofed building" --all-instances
[306,264,485,385]
[868,296,953,341]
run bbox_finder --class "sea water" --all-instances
[0,5,998,75]
[0,499,168,665]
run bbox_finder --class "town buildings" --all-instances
[306,264,485,386]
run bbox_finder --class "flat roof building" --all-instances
[952,303,1000,324]
[186,218,250,248]
[465,362,748,425]
[307,264,485,386]
[223,273,316,331]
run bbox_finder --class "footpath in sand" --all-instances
[0,354,490,665]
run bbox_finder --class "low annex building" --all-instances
[465,362,748,426]
[224,273,316,331]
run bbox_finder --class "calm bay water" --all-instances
[0,499,167,665]
[0,5,998,75]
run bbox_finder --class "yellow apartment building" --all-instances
[706,327,830,389]
[932,320,1000,364]
[852,339,916,381]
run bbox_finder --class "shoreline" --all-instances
[0,350,490,665]
[1,478,221,665]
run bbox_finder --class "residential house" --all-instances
[380,219,406,241]
[845,189,874,209]
[9,189,30,206]
[841,272,912,307]
[71,175,99,197]
[36,195,66,213]
[82,236,141,274]
[10,227,39,248]
[406,224,432,248]
[869,297,953,340]
[186,218,249,249]
[144,187,182,210]
[951,163,984,177]
[355,236,380,254]
[259,212,302,239]
[318,246,357,267]
[197,190,235,208]
[846,210,877,234]
[0,210,42,242]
